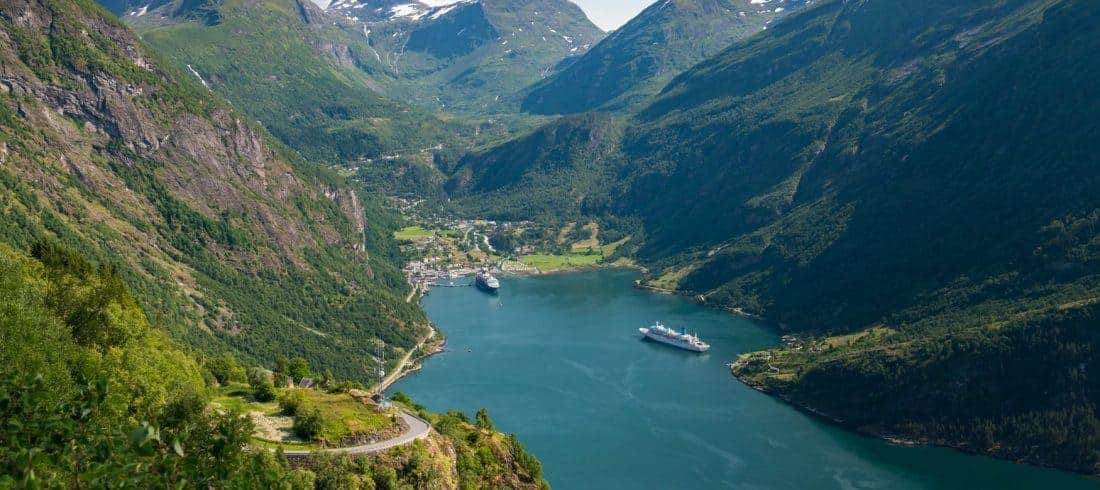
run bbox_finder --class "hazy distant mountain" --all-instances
[315,0,606,113]
[522,0,810,114]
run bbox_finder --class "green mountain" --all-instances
[455,0,1100,473]
[26,0,1100,478]
[0,0,426,382]
[521,0,809,114]
[447,112,624,221]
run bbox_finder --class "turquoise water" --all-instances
[392,269,1097,489]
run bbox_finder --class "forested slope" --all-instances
[0,0,425,382]
[446,113,624,221]
[627,0,1100,331]
[452,0,1100,473]
[0,241,294,486]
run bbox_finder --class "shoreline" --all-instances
[728,365,1100,480]
[375,326,446,395]
[728,365,924,446]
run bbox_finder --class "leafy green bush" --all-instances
[373,465,399,490]
[293,408,324,441]
[287,357,312,383]
[247,366,268,386]
[250,371,276,403]
[309,452,367,490]
[279,390,305,416]
[273,372,290,388]
[326,380,364,394]
[204,352,245,385]
[253,381,277,403]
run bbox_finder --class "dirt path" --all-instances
[249,411,302,443]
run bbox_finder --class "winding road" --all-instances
[279,409,432,456]
[275,329,438,457]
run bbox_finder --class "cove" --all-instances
[391,269,1096,489]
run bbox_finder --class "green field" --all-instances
[520,253,603,272]
[212,384,281,414]
[305,390,393,443]
[394,226,436,241]
[599,236,630,256]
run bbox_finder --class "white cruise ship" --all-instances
[475,268,500,293]
[639,322,710,352]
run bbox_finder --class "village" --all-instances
[388,197,632,301]
[397,216,510,299]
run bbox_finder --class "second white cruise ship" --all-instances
[639,322,710,352]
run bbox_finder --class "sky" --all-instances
[571,0,653,31]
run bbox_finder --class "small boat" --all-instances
[639,322,710,352]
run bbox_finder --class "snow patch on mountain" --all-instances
[389,0,475,21]
[316,0,476,23]
[390,3,427,19]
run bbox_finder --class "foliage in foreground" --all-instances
[393,393,549,489]
[0,242,551,487]
[0,241,292,486]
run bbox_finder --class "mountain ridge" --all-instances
[298,0,605,113]
[522,0,811,114]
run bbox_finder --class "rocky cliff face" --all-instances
[0,0,425,379]
[3,0,320,258]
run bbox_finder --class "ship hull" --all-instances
[639,328,709,352]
